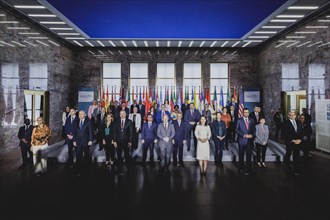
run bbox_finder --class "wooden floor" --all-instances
[0,150,329,220]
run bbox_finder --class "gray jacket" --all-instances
[157,123,175,147]
[255,124,269,144]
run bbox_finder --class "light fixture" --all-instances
[286,36,306,39]
[221,41,228,47]
[327,16,330,18]
[167,51,170,55]
[189,41,194,47]
[88,50,95,55]
[40,21,65,24]
[118,50,122,55]
[318,42,330,47]
[176,50,179,55]
[270,19,297,22]
[231,51,237,55]
[85,40,94,47]
[210,41,217,47]
[318,20,330,22]
[243,40,262,42]
[57,33,80,35]
[48,40,60,46]
[185,50,188,55]
[0,41,15,47]
[195,51,198,55]
[199,41,205,47]
[275,42,287,48]
[286,41,299,47]
[288,6,318,10]
[73,40,83,47]
[212,51,218,55]
[108,50,113,54]
[97,40,105,47]
[294,31,316,34]
[0,21,19,23]
[307,41,323,47]
[28,36,48,39]
[138,50,141,55]
[28,14,56,17]
[232,41,240,47]
[167,41,171,47]
[0,44,4,47]
[203,51,208,55]
[156,41,159,47]
[255,31,277,34]
[296,41,311,47]
[278,40,296,42]
[178,41,182,47]
[132,40,137,47]
[276,14,304,18]
[98,50,104,55]
[35,40,49,46]
[262,26,286,28]
[18,32,40,35]
[148,50,151,55]
[14,5,46,9]
[242,41,251,47]
[11,41,25,47]
[7,27,30,30]
[305,26,328,28]
[120,41,126,47]
[144,41,148,47]
[0,14,5,16]
[65,37,85,40]
[49,27,73,30]
[222,51,228,55]
[248,36,269,38]
[23,40,36,47]
[109,41,116,47]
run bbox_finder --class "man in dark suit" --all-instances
[17,118,34,169]
[113,110,133,175]
[212,112,227,166]
[73,110,93,175]
[283,111,303,175]
[64,108,78,167]
[249,106,264,126]
[273,107,285,140]
[138,100,146,123]
[181,99,189,118]
[156,104,171,124]
[130,100,138,113]
[202,103,212,125]
[95,107,106,151]
[299,114,312,164]
[117,102,129,119]
[229,105,238,142]
[236,108,255,175]
[141,114,158,167]
[172,112,188,167]
[301,108,311,126]
[227,97,239,113]
[184,103,201,155]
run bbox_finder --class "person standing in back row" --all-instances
[17,118,34,169]
[184,103,201,155]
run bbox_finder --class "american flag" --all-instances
[238,88,244,118]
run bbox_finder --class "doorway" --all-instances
[24,90,49,125]
[281,90,307,116]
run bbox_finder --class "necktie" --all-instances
[71,117,73,123]
[245,118,249,129]
[164,123,167,131]
[80,120,83,129]
[292,120,297,132]
[148,123,151,129]
[178,121,181,127]
[256,113,259,122]
[191,110,193,116]
[121,120,124,129]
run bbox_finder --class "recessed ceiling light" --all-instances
[288,6,318,10]
[120,41,126,47]
[23,40,36,47]
[270,19,297,22]
[85,40,94,47]
[243,40,262,42]
[221,41,228,47]
[28,14,56,17]
[199,41,205,47]
[305,26,328,28]
[98,50,104,55]
[318,42,330,47]
[144,41,148,47]
[212,51,218,55]
[232,41,240,47]
[48,40,60,46]
[297,41,310,47]
[7,27,30,30]
[210,41,217,47]
[148,50,151,55]
[262,26,286,28]
[118,50,122,55]
[109,41,116,47]
[167,41,171,47]
[222,51,228,55]
[275,41,287,48]
[248,36,269,38]
[28,36,48,39]
[286,36,306,38]
[295,31,316,34]
[318,20,330,22]
[73,40,83,47]
[0,14,6,16]
[242,41,251,47]
[66,37,85,40]
[276,14,304,18]
[88,50,95,55]
[286,41,300,47]
[255,31,277,34]
[49,27,73,30]
[203,51,208,55]
[178,41,182,47]
[97,40,105,47]
[132,40,137,47]
[0,21,18,23]
[40,21,65,24]
[185,50,188,55]
[57,33,80,35]
[307,41,323,47]
[18,32,40,35]
[176,50,179,55]
[156,41,159,47]
[0,41,15,47]
[14,5,46,9]
[108,50,113,54]
[128,50,132,55]
[35,40,49,46]
[195,51,198,55]
[11,41,25,47]
[278,40,296,42]
[189,41,194,47]
[231,51,237,55]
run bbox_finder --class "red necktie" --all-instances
[245,119,249,129]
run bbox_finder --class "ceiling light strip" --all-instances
[28,36,48,39]
[242,41,251,47]
[132,41,137,47]
[178,41,182,47]
[167,41,171,47]
[40,21,65,24]
[18,32,40,35]
[58,33,80,35]
[307,41,323,47]
[232,41,240,47]
[221,41,228,47]
[65,37,85,40]
[0,21,19,23]
[222,51,228,55]
[35,40,49,46]
[210,41,217,47]
[255,31,277,34]
[212,51,218,55]
[305,26,328,28]
[28,14,56,17]
[286,41,299,47]
[296,41,311,47]
[109,41,116,47]
[262,26,286,28]
[48,40,60,46]
[275,41,287,48]
[199,41,205,47]
[295,31,316,34]
[144,41,148,47]
[23,40,36,47]
[120,41,127,47]
[248,36,269,39]
[318,42,330,47]
[317,20,330,22]
[288,6,318,10]
[73,40,83,47]
[286,36,305,39]
[231,51,237,55]
[14,5,46,9]
[108,50,113,55]
[98,50,104,55]
[11,41,25,47]
[85,41,94,47]
[203,51,208,55]
[97,40,105,47]
[7,27,30,30]
[0,14,5,16]
[156,41,159,47]
[189,41,194,47]
[276,14,304,18]
[49,27,73,30]
[88,50,95,55]
[0,41,15,47]
[270,19,297,22]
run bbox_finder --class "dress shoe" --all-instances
[262,162,266,168]
[257,162,262,168]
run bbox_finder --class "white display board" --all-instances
[78,91,94,103]
[315,99,330,153]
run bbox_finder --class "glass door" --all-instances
[24,90,49,125]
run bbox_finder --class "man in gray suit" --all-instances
[157,114,175,177]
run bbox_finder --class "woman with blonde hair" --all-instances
[31,117,51,176]
[195,116,212,175]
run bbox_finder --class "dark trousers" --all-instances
[225,128,230,148]
[97,132,104,150]
[284,143,301,172]
[67,139,74,165]
[20,144,33,165]
[142,140,155,163]
[117,140,131,171]
[229,122,236,142]
[132,129,139,150]
[301,139,310,159]
[187,125,197,155]
[75,144,91,172]
[238,140,253,172]
[173,140,184,164]
[256,143,267,162]
[104,139,114,162]
[213,139,224,163]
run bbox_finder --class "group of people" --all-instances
[18,97,313,177]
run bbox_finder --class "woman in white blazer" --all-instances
[129,106,141,151]
[255,117,269,168]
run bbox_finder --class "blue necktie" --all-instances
[80,120,83,130]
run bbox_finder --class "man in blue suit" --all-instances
[212,112,227,166]
[172,112,188,167]
[184,103,201,155]
[73,110,93,175]
[64,108,78,167]
[141,113,158,167]
[235,108,255,175]
[156,104,171,124]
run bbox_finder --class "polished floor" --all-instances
[0,150,329,220]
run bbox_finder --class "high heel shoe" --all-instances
[257,162,262,168]
[262,162,266,168]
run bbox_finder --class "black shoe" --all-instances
[218,162,224,167]
[226,147,229,150]
[187,147,190,152]
[178,162,184,167]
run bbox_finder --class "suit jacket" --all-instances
[92,107,101,119]
[235,117,256,146]
[227,102,239,113]
[96,113,106,131]
[138,104,146,119]
[282,119,303,145]
[181,103,189,117]
[64,116,78,140]
[229,110,238,124]
[211,120,227,141]
[18,125,34,147]
[301,122,312,140]
[255,124,269,144]
[117,107,130,119]
[172,120,188,142]
[156,110,171,124]
[130,104,138,113]
[157,123,175,147]
[184,109,201,124]
[101,122,115,143]
[202,109,212,125]
[273,112,285,126]
[249,111,265,125]
[129,113,142,130]
[141,122,158,142]
[73,117,93,145]
[113,118,133,143]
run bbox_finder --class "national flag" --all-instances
[156,86,159,105]
[102,87,105,107]
[205,87,211,104]
[145,88,151,120]
[127,87,131,106]
[220,86,224,108]
[166,86,169,100]
[111,86,114,102]
[159,86,163,107]
[177,87,182,109]
[310,87,315,118]
[131,86,134,103]
[227,85,231,106]
[213,86,217,101]
[194,87,198,109]
[170,86,174,111]
[119,86,122,103]
[238,88,244,118]
[136,86,138,100]
[142,86,145,102]
[173,87,177,105]
[105,85,109,110]
[233,86,237,102]
[139,86,142,102]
